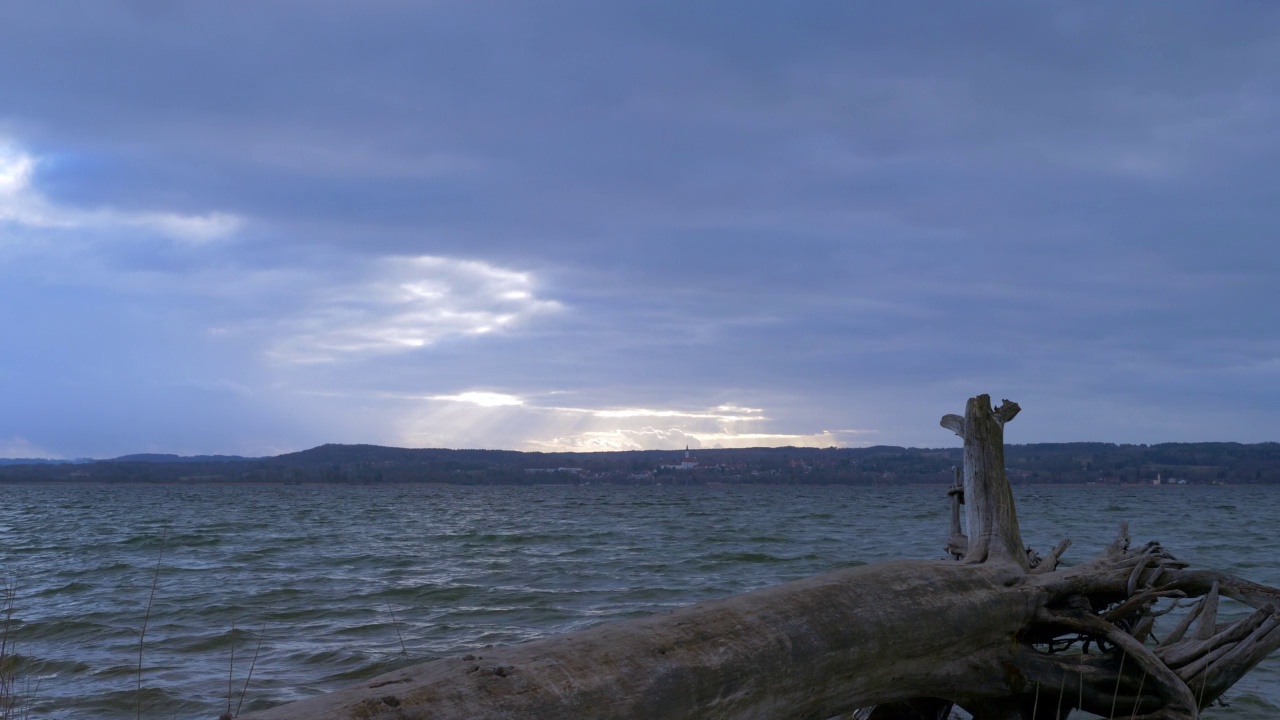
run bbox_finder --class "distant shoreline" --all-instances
[0,479,1257,488]
[2,441,1276,486]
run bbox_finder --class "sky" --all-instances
[1,1,1278,458]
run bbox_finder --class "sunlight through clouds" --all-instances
[8,3,1280,457]
[268,256,562,363]
[129,211,243,245]
[527,428,851,452]
[433,391,526,407]
[0,143,69,228]
[582,407,765,421]
[0,139,242,243]
[0,146,35,196]
[390,392,865,452]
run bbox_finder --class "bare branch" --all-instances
[939,414,964,439]
[1029,538,1072,575]
[992,399,1021,425]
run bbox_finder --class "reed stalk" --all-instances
[1,577,37,720]
[386,601,408,657]
[226,617,235,719]
[234,623,268,717]
[1,578,16,720]
[136,530,166,720]
[1110,649,1127,717]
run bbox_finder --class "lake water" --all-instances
[0,483,1276,719]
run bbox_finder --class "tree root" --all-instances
[859,397,1280,720]
[244,394,1280,720]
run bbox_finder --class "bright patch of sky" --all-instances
[267,256,561,363]
[0,139,241,243]
[394,396,861,452]
[1,2,1279,457]
[434,392,526,408]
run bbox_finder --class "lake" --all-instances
[0,483,1275,718]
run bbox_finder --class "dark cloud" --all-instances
[1,1,1278,454]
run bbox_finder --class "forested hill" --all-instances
[1,441,1279,485]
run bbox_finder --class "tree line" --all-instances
[1,441,1278,485]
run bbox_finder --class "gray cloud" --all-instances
[1,2,1278,455]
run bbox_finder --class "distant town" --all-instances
[1,441,1278,486]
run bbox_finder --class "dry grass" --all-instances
[3,529,279,720]
[0,578,15,719]
[223,623,267,719]
[1,577,35,720]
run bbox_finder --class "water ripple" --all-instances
[0,483,1277,718]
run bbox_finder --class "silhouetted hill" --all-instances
[110,453,255,463]
[0,441,1276,485]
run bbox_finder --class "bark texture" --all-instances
[940,395,1025,568]
[246,561,1038,720]
[243,394,1280,720]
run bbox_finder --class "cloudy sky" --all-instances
[1,2,1277,458]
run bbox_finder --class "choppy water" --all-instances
[0,483,1276,719]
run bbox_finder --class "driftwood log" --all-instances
[244,395,1280,720]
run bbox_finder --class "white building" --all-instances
[660,446,700,470]
[678,446,699,470]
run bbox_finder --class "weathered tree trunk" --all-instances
[941,396,1026,568]
[246,561,1045,720]
[243,395,1280,720]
